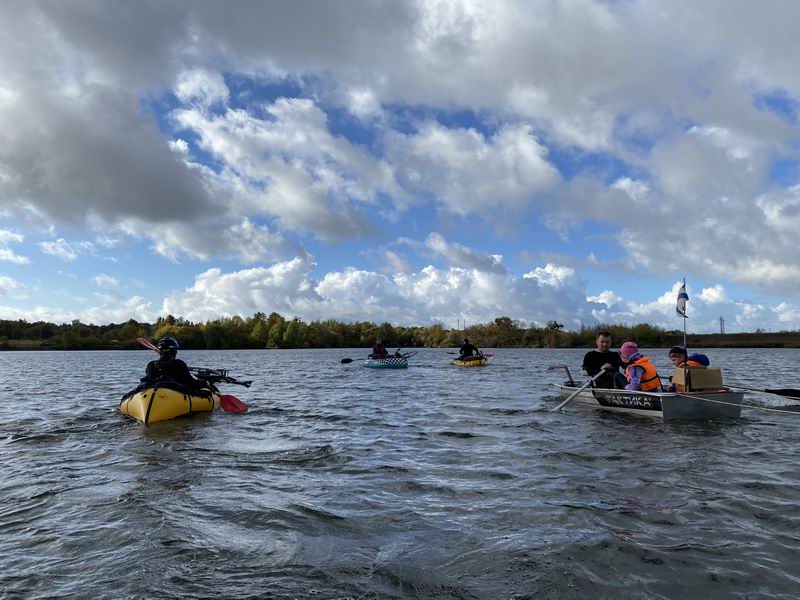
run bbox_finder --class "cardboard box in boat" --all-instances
[671,366,723,390]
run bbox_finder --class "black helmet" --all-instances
[156,336,179,354]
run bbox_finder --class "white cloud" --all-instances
[174,68,229,107]
[39,238,81,261]
[523,264,576,287]
[2,0,800,327]
[387,122,559,215]
[171,97,397,240]
[698,284,727,304]
[94,274,120,288]
[0,275,23,296]
[0,228,29,264]
[425,233,506,273]
[382,249,413,274]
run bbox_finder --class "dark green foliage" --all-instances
[0,315,798,350]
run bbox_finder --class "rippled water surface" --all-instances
[1,348,799,599]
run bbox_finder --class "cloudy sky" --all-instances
[1,0,799,333]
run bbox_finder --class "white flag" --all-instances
[676,281,689,318]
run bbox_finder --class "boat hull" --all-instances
[363,356,408,369]
[555,385,743,420]
[453,357,487,367]
[120,385,220,424]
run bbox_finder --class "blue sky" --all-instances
[1,0,800,333]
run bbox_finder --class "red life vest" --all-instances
[625,356,660,391]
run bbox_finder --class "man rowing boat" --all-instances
[581,330,624,388]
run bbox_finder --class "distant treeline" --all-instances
[1,313,799,350]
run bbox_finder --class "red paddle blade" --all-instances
[219,394,248,413]
[137,337,159,352]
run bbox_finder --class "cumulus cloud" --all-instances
[39,238,82,261]
[387,122,559,215]
[0,228,29,264]
[0,275,23,296]
[171,97,397,240]
[3,0,800,327]
[424,233,506,273]
[159,238,601,329]
[94,274,120,288]
[174,68,229,107]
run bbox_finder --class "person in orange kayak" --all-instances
[142,336,207,391]
[619,341,661,391]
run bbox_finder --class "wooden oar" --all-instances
[136,337,248,413]
[447,351,496,358]
[550,369,608,412]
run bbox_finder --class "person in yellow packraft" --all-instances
[142,337,207,391]
[458,338,481,361]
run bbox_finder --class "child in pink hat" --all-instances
[618,341,661,391]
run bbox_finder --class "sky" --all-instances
[1,0,800,333]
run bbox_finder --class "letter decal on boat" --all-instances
[594,391,662,411]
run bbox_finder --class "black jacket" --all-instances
[459,342,480,357]
[143,356,203,390]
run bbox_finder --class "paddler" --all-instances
[371,338,389,358]
[142,336,208,391]
[458,337,481,361]
[581,330,624,388]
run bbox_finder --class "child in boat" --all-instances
[619,341,661,391]
[667,346,710,391]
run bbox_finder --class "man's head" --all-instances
[464,337,470,343]
[157,336,179,357]
[595,330,612,352]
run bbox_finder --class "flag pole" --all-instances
[681,278,688,390]
[682,278,687,350]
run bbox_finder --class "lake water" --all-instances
[1,347,799,599]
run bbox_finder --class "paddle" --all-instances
[550,369,609,412]
[725,385,800,400]
[137,336,158,352]
[547,363,575,385]
[136,337,249,413]
[447,351,496,358]
[219,394,248,413]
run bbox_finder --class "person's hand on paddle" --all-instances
[600,363,612,371]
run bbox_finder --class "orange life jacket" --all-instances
[625,356,660,391]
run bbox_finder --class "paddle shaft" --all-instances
[726,384,800,399]
[551,369,608,412]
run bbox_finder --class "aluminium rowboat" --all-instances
[554,384,743,420]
